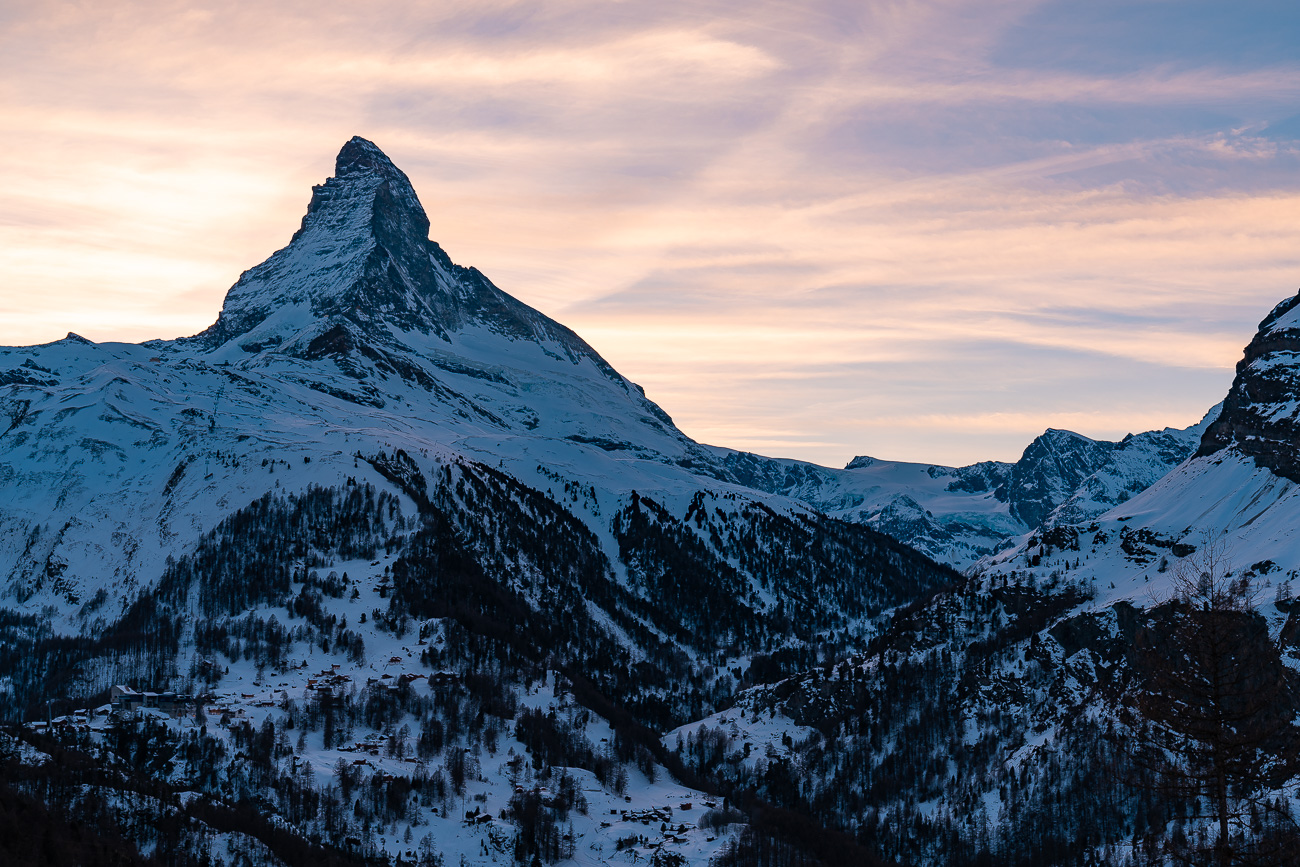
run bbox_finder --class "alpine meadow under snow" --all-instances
[5,137,1300,867]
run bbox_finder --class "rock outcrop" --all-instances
[1198,292,1300,482]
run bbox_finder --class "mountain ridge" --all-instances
[2,137,1204,583]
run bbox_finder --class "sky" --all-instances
[2,0,1300,468]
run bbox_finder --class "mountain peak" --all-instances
[336,136,398,176]
[293,135,430,244]
[190,136,444,352]
[329,136,428,230]
[177,138,640,407]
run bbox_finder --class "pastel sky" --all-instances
[3,0,1300,467]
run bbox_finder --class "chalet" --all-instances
[110,685,143,710]
[311,670,351,688]
[463,808,493,826]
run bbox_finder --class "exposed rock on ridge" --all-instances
[1002,429,1114,527]
[1198,291,1300,481]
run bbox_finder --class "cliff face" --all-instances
[1198,292,1300,481]
[1000,428,1115,527]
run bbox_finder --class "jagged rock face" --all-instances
[945,460,1012,496]
[1198,292,1300,481]
[1044,415,1214,527]
[1002,429,1114,527]
[863,494,955,549]
[193,136,443,348]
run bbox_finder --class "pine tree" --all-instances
[1129,536,1300,864]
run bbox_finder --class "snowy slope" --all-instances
[980,293,1300,612]
[23,638,737,867]
[706,411,1211,572]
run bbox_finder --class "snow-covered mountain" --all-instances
[1,138,974,709]
[0,135,1200,624]
[1039,406,1220,528]
[709,412,1214,571]
[0,139,803,615]
[0,137,953,867]
[5,135,1294,867]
